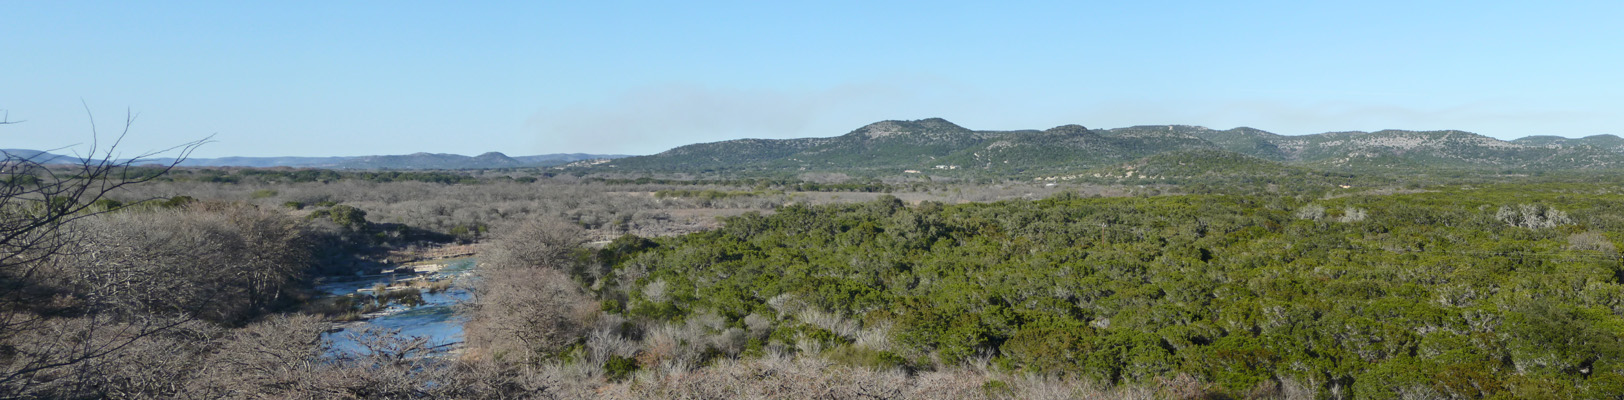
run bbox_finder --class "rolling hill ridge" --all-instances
[0,150,629,170]
[597,119,1624,176]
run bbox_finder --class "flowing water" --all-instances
[315,258,476,355]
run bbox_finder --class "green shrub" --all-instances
[605,355,639,382]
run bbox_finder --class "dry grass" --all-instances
[580,354,1303,400]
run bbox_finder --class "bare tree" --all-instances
[2,108,208,287]
[0,108,208,393]
[464,217,598,365]
[39,204,313,324]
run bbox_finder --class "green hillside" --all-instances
[1514,134,1624,153]
[589,119,1624,178]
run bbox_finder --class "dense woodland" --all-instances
[6,138,1624,398]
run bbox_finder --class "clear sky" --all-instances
[4,1,1621,157]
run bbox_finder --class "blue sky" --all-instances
[4,1,1621,157]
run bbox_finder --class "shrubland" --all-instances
[12,148,1624,398]
[488,184,1624,399]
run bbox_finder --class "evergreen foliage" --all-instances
[597,186,1624,397]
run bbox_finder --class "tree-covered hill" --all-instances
[606,138,836,172]
[1269,130,1623,171]
[590,119,1624,178]
[1158,126,1289,160]
[1080,149,1310,181]
[1513,134,1624,153]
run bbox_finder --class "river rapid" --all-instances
[313,258,476,355]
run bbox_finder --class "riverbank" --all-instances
[387,243,478,265]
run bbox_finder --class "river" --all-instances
[314,258,476,355]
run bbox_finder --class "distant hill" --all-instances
[16,120,1623,175]
[325,152,529,170]
[595,119,1624,175]
[1,149,629,170]
[1512,134,1624,153]
[0,149,85,165]
[608,119,1224,175]
[167,156,353,168]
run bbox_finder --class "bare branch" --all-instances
[0,108,210,394]
[0,110,22,125]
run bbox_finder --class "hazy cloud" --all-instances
[1073,99,1607,139]
[531,87,1613,155]
[526,80,987,154]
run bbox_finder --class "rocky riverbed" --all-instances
[315,257,476,355]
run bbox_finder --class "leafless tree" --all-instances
[464,217,598,366]
[2,108,207,296]
[38,204,312,323]
[0,108,207,394]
